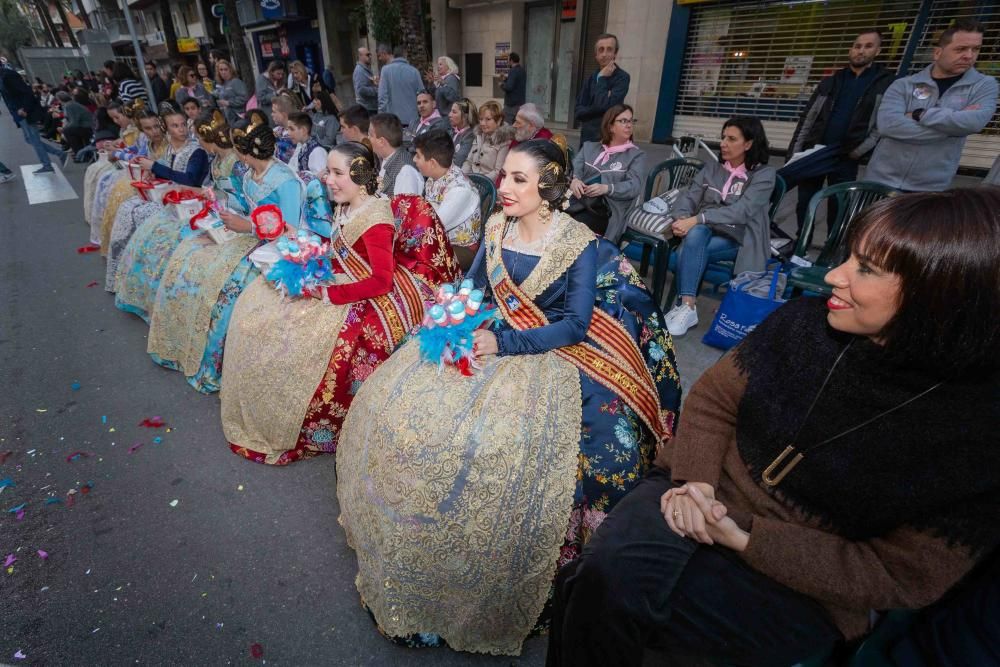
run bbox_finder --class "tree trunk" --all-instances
[158,0,180,62]
[398,0,428,73]
[221,0,253,94]
[53,0,79,48]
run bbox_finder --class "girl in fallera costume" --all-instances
[83,101,139,245]
[220,140,459,465]
[335,138,681,655]
[104,104,209,293]
[114,110,240,322]
[146,111,291,394]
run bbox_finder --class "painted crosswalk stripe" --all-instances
[19,164,78,205]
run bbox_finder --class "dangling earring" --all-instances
[539,201,553,223]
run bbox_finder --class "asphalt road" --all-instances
[0,120,547,665]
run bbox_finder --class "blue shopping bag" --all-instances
[702,266,786,350]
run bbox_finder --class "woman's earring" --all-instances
[539,201,553,223]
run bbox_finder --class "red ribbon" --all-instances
[162,189,203,205]
[250,204,286,241]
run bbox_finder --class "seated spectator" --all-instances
[286,112,327,179]
[510,103,553,148]
[369,112,422,197]
[58,90,94,154]
[270,94,297,163]
[411,90,449,144]
[181,97,202,137]
[92,106,120,146]
[113,61,148,104]
[463,99,513,185]
[569,103,644,240]
[547,187,1000,667]
[447,97,477,169]
[339,104,370,142]
[663,116,776,336]
[413,128,481,265]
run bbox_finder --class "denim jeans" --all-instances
[675,224,739,298]
[546,468,842,667]
[21,122,64,168]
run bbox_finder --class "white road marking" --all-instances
[19,164,78,205]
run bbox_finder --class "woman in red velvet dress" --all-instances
[220,141,459,465]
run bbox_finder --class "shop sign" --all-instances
[177,37,200,53]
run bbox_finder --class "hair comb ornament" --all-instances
[349,154,375,188]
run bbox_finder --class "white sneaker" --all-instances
[665,303,698,336]
[0,172,14,184]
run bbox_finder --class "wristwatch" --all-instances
[912,108,925,123]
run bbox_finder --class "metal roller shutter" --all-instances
[672,0,1000,170]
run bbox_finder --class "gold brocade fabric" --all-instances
[147,233,260,375]
[336,342,582,656]
[99,142,167,254]
[219,277,349,463]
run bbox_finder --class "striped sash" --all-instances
[489,231,668,444]
[329,230,426,349]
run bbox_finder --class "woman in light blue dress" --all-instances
[115,111,238,322]
[146,110,304,393]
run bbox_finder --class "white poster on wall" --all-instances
[781,56,813,85]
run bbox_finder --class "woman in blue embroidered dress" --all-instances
[105,104,209,293]
[335,139,682,655]
[114,110,241,321]
[146,110,301,393]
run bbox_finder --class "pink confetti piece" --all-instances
[65,451,92,463]
[3,554,15,567]
[37,550,48,560]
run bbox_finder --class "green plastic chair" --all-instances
[468,173,497,224]
[787,181,898,296]
[662,174,788,308]
[619,157,705,304]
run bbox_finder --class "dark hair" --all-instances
[939,18,984,46]
[55,90,71,103]
[595,33,619,52]
[177,65,194,82]
[232,110,275,159]
[509,52,520,64]
[103,60,115,70]
[73,89,91,105]
[413,128,455,169]
[111,61,135,82]
[721,116,769,170]
[267,60,287,74]
[182,96,202,109]
[392,45,407,58]
[369,113,403,147]
[339,104,371,132]
[196,109,232,148]
[846,188,1000,377]
[855,28,882,44]
[510,138,571,203]
[599,103,633,145]
[287,111,312,131]
[331,140,379,194]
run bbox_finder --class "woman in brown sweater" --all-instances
[546,188,1000,666]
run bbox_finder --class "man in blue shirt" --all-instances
[574,34,630,146]
[779,30,895,238]
[377,44,424,128]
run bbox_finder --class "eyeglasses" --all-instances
[614,118,638,126]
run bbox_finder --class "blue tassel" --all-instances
[266,256,333,297]
[417,308,498,366]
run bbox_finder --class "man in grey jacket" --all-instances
[353,47,378,113]
[377,45,423,127]
[865,18,997,192]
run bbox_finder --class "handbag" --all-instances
[624,188,680,237]
[702,266,787,350]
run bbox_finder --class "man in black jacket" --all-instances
[500,52,526,124]
[574,33,630,146]
[0,62,69,173]
[779,29,894,237]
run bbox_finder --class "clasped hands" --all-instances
[660,482,749,552]
[569,177,609,199]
